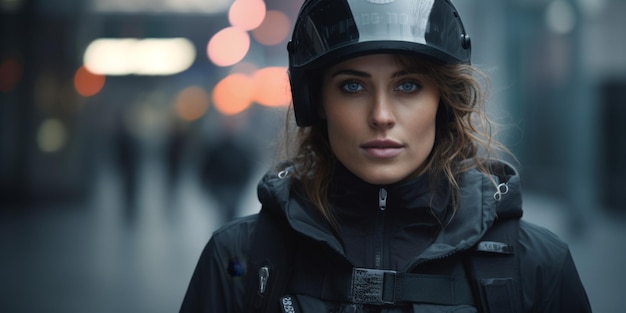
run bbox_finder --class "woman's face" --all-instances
[322,54,440,185]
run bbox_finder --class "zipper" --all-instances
[379,188,387,211]
[258,266,270,294]
[375,188,388,268]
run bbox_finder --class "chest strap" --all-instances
[352,268,475,305]
[290,267,475,306]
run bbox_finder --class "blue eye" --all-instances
[341,81,364,93]
[396,81,420,92]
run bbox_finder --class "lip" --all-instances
[360,139,404,159]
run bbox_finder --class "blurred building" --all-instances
[1,0,299,209]
[458,0,626,221]
[3,0,625,214]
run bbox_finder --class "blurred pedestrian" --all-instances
[181,0,592,312]
[112,109,139,221]
[200,117,256,225]
[165,119,187,192]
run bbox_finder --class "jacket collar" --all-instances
[413,160,523,264]
[256,160,523,263]
[328,163,450,221]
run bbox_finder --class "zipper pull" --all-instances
[258,266,270,295]
[379,188,387,211]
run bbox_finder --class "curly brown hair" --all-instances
[276,55,508,226]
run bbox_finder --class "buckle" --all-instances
[350,268,397,305]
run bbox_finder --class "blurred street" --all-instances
[2,0,626,312]
[0,150,264,313]
[1,150,625,313]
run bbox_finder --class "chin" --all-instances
[360,172,405,185]
[358,164,424,185]
[368,178,402,185]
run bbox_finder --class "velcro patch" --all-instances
[476,241,514,254]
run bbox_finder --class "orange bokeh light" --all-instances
[74,65,105,97]
[174,86,210,121]
[212,73,255,115]
[0,57,22,93]
[252,10,291,46]
[229,0,266,31]
[253,67,291,107]
[207,27,250,67]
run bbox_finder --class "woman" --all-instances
[180,0,592,312]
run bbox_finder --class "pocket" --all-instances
[480,277,520,313]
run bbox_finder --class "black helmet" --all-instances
[287,0,472,127]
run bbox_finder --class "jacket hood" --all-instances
[256,165,343,253]
[256,160,523,263]
[415,160,523,263]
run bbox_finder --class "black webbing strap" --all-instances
[464,218,523,313]
[353,269,475,305]
[243,206,296,313]
[289,267,475,306]
[388,271,475,305]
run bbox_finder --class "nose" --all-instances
[368,92,396,129]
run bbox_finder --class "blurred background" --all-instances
[0,0,624,312]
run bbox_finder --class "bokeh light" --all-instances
[252,10,291,46]
[83,38,196,76]
[207,27,250,67]
[253,66,291,107]
[212,73,255,115]
[228,0,266,31]
[37,118,67,153]
[84,38,137,75]
[131,38,196,75]
[74,65,105,97]
[546,0,576,34]
[0,56,22,93]
[174,86,210,121]
[91,0,233,14]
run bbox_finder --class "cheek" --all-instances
[323,99,356,143]
[407,106,438,149]
[325,112,364,166]
[326,115,352,152]
[413,120,436,146]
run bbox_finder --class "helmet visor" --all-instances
[289,0,470,68]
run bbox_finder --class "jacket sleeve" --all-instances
[519,221,592,312]
[554,250,593,312]
[179,236,236,313]
[179,217,256,313]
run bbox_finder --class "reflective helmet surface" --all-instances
[287,0,471,127]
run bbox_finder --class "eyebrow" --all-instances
[330,69,416,78]
[330,69,369,78]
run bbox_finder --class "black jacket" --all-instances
[180,161,592,312]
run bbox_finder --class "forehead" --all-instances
[325,53,434,75]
